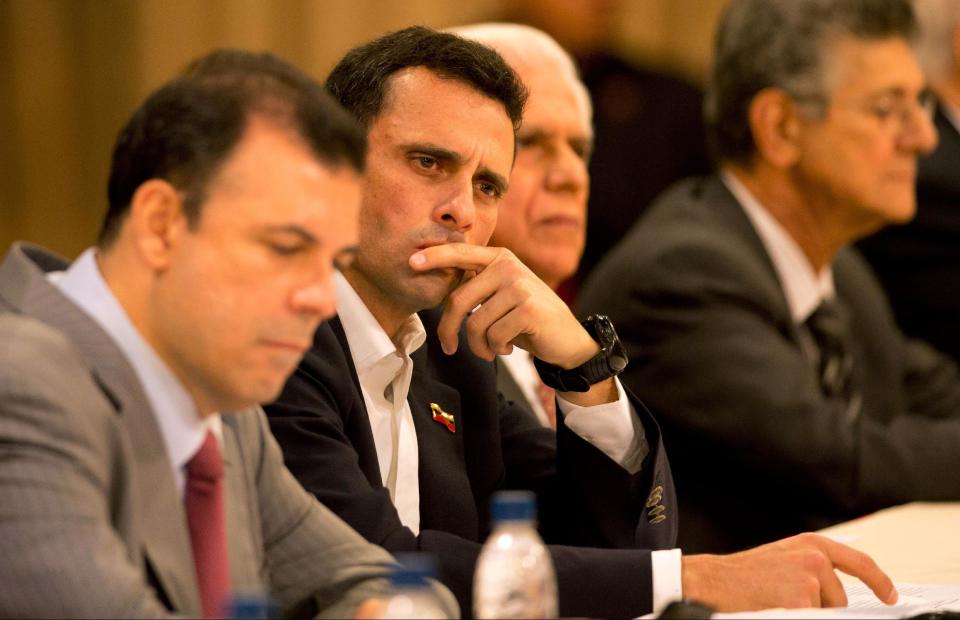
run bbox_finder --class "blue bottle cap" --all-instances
[391,553,438,587]
[490,490,537,522]
[222,591,278,620]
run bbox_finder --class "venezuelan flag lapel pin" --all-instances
[430,402,456,433]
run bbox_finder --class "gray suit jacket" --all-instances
[579,176,960,553]
[0,243,437,618]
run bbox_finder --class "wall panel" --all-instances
[0,0,725,257]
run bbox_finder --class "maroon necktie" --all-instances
[185,430,231,618]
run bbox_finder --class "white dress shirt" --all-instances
[334,271,425,534]
[48,247,220,496]
[335,271,680,613]
[722,170,835,323]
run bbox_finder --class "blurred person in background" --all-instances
[858,0,960,362]
[499,0,711,300]
[579,0,960,555]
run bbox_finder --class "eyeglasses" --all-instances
[796,88,937,134]
[857,89,936,133]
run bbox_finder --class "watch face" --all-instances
[589,315,617,351]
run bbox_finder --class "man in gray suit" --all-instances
[580,0,960,554]
[0,50,454,618]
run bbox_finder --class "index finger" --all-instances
[817,537,897,605]
[410,243,501,272]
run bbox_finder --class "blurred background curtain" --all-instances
[0,0,726,258]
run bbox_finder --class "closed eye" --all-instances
[266,241,306,256]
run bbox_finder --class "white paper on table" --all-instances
[845,582,960,613]
[702,582,960,619]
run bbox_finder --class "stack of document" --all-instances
[711,582,960,619]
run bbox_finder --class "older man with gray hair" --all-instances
[580,0,960,555]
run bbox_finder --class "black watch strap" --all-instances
[533,315,628,392]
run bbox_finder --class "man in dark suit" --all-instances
[859,0,960,362]
[580,0,960,555]
[0,50,453,618]
[266,24,898,618]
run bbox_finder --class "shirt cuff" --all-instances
[556,378,649,473]
[651,548,683,615]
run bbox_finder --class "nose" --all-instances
[900,102,939,155]
[544,142,589,195]
[433,182,475,233]
[290,276,338,321]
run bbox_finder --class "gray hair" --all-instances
[448,22,593,134]
[913,0,960,80]
[706,0,918,165]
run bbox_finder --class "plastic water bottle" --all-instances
[377,553,452,619]
[473,490,558,619]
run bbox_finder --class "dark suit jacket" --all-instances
[578,175,960,554]
[859,102,960,361]
[265,309,677,618]
[0,243,409,618]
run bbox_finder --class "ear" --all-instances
[748,88,804,169]
[127,179,188,271]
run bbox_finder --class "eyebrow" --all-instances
[403,142,462,166]
[403,141,510,196]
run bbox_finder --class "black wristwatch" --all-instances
[533,314,628,392]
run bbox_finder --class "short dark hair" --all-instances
[99,49,365,247]
[706,0,918,165]
[325,25,527,132]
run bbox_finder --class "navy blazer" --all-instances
[265,308,676,618]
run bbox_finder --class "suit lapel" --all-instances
[117,367,202,618]
[408,356,463,455]
[7,245,202,617]
[407,345,478,536]
[703,176,801,340]
[328,317,388,486]
[220,415,260,592]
